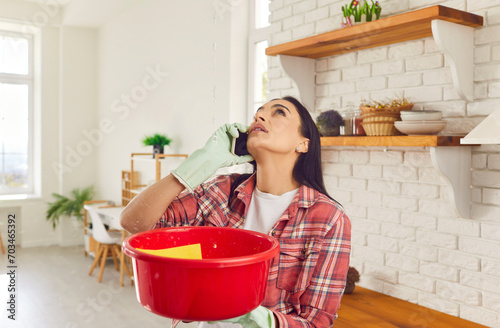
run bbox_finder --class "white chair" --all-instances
[85,204,123,283]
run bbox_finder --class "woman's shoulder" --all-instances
[300,185,344,211]
[299,186,348,224]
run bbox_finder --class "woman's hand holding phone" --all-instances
[172,123,254,191]
[231,132,250,156]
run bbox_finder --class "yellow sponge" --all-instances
[138,243,202,259]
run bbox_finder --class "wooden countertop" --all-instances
[336,286,488,328]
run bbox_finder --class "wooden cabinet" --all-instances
[121,170,138,206]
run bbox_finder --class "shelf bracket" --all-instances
[278,55,315,110]
[432,19,474,102]
[430,146,472,219]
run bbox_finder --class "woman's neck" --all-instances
[255,154,300,195]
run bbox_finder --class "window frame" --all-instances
[246,0,270,123]
[0,28,35,196]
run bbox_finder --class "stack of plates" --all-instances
[395,110,446,135]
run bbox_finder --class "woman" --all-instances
[121,96,351,328]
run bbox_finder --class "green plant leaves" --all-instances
[142,133,172,147]
[45,186,95,230]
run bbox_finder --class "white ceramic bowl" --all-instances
[400,110,443,121]
[394,120,447,135]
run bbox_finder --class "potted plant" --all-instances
[46,186,95,229]
[341,0,382,27]
[316,110,344,136]
[142,133,172,158]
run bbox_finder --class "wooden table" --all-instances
[335,287,488,328]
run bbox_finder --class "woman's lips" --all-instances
[250,124,267,133]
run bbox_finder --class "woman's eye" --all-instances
[275,109,285,116]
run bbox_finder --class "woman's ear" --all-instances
[297,138,310,153]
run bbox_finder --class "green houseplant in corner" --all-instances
[142,133,172,158]
[46,186,95,229]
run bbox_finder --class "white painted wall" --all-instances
[0,1,98,247]
[268,0,500,326]
[95,0,242,203]
[0,0,246,247]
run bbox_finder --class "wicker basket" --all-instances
[362,112,402,122]
[361,120,400,136]
[360,104,413,135]
[360,104,414,114]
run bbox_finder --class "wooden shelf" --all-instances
[321,135,474,220]
[321,135,468,147]
[264,6,482,219]
[265,5,483,59]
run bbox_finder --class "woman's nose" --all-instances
[254,110,266,122]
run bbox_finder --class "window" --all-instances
[0,28,34,196]
[247,0,270,122]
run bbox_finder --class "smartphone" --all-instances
[231,132,249,156]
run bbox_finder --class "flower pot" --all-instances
[318,125,341,137]
[153,145,164,158]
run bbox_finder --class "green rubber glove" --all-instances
[209,306,276,328]
[172,123,254,192]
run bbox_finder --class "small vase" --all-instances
[352,15,365,26]
[153,145,164,158]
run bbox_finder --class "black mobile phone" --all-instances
[231,132,249,156]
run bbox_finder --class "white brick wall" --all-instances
[268,0,500,326]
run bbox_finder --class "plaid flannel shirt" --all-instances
[155,173,351,328]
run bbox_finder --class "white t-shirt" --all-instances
[243,187,298,234]
[197,187,298,328]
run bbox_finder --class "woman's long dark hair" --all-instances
[230,96,333,201]
[283,96,332,200]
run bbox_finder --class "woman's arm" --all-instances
[121,123,253,234]
[120,174,184,234]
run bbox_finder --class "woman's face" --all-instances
[247,99,308,157]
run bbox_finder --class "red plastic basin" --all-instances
[122,226,280,321]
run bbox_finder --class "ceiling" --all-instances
[12,0,143,27]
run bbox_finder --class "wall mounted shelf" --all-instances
[320,135,465,147]
[321,135,474,220]
[266,6,482,58]
[265,6,484,219]
[266,5,483,108]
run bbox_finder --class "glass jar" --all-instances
[341,103,355,136]
[353,107,366,136]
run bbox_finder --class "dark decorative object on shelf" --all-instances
[316,110,344,136]
[344,266,360,294]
